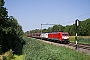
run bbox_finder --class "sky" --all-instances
[4,0,90,32]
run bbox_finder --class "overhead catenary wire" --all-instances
[40,13,90,31]
[59,13,90,25]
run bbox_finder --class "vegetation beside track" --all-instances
[23,36,90,60]
[70,36,90,45]
[11,54,24,60]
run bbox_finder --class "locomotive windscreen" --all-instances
[62,33,69,36]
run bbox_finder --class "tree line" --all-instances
[0,0,24,55]
[26,18,90,36]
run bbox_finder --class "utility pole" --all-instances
[41,24,42,40]
[40,23,56,40]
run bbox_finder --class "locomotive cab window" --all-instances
[62,34,68,36]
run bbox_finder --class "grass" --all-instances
[22,36,90,60]
[70,36,90,44]
[11,54,24,60]
[70,36,75,42]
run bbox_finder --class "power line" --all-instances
[66,13,90,20]
[59,13,90,25]
[41,23,56,25]
[41,13,90,29]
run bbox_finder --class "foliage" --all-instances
[23,37,90,60]
[0,49,13,60]
[11,54,24,60]
[64,25,71,32]
[0,0,9,54]
[79,18,90,36]
[52,24,64,32]
[0,0,24,55]
[0,0,4,7]
[4,49,13,60]
[69,24,76,36]
[7,16,24,54]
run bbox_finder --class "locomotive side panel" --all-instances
[48,32,60,41]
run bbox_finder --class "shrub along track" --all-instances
[32,38,90,55]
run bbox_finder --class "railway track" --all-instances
[65,42,90,50]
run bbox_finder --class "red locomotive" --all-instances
[48,32,69,43]
[26,32,70,43]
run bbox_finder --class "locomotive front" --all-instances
[61,32,70,43]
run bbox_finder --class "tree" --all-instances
[69,24,75,36]
[0,0,24,54]
[52,24,64,32]
[79,18,90,36]
[64,25,71,32]
[47,27,53,32]
[8,16,24,54]
[0,0,8,54]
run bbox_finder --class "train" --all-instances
[26,32,70,43]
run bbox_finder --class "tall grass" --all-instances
[0,49,13,60]
[70,36,90,45]
[23,37,90,60]
[78,37,90,44]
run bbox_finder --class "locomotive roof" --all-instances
[62,32,69,34]
[49,32,69,34]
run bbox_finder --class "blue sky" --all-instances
[4,0,90,32]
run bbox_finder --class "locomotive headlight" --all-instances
[62,36,69,39]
